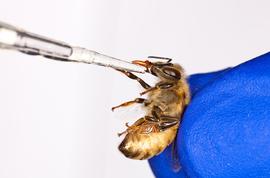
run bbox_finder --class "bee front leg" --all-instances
[116,69,151,89]
[112,98,150,111]
[140,82,174,95]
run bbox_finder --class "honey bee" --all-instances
[112,56,190,162]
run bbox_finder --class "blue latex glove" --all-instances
[149,52,270,178]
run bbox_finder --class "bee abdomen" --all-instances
[118,126,178,160]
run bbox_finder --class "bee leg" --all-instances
[118,117,147,136]
[148,105,164,122]
[152,105,163,115]
[116,69,151,89]
[140,82,174,95]
[132,117,147,126]
[111,98,150,111]
[140,86,158,95]
[145,115,158,122]
[117,130,128,137]
[159,116,179,130]
[136,116,160,134]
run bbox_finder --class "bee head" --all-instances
[151,63,184,82]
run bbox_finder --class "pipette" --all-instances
[0,21,145,73]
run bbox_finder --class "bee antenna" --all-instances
[147,56,172,63]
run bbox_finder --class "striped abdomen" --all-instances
[118,125,178,160]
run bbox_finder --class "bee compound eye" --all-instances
[158,83,174,89]
[162,67,181,80]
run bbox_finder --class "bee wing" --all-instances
[112,101,147,122]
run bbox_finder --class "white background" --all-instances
[0,0,269,178]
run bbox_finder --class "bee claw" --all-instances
[125,122,130,127]
[117,123,131,137]
[111,105,121,111]
[118,130,127,137]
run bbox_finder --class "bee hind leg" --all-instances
[112,98,150,111]
[159,115,179,131]
[117,130,128,137]
[117,117,146,137]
